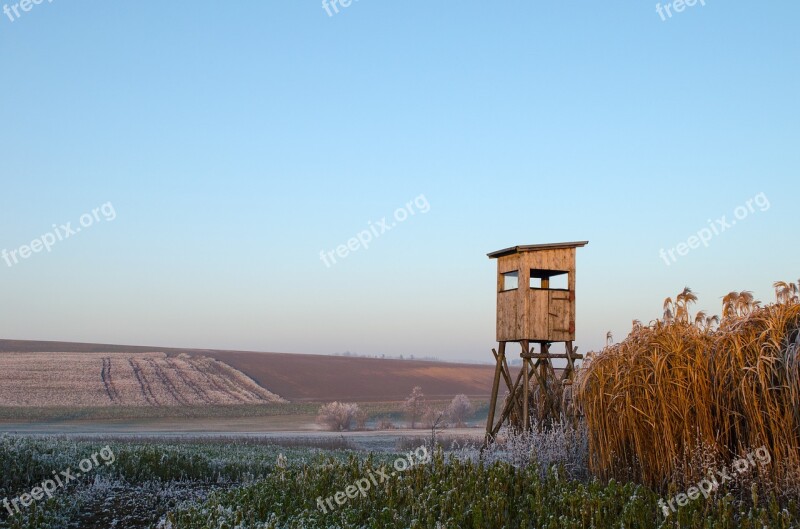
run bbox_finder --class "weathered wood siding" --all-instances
[495,248,577,342]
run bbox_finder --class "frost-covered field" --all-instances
[0,433,797,529]
[0,435,346,529]
[0,353,285,407]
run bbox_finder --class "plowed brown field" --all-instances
[0,340,496,403]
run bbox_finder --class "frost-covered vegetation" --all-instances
[315,402,364,431]
[0,435,353,529]
[1,432,798,529]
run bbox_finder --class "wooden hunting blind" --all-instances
[485,241,588,442]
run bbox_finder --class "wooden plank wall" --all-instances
[496,253,523,341]
[495,248,577,342]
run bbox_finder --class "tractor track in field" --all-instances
[145,358,190,406]
[101,356,121,404]
[166,357,213,404]
[206,360,259,402]
[207,360,269,402]
[0,350,291,408]
[128,358,160,406]
[194,358,248,403]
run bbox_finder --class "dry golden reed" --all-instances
[575,282,800,489]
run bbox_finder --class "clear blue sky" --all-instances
[1,2,798,362]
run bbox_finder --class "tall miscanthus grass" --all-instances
[575,281,800,492]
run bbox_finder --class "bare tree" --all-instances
[446,394,473,427]
[316,402,361,431]
[403,386,426,429]
[355,407,368,430]
[424,407,447,448]
[422,405,447,428]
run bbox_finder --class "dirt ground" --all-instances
[0,339,496,402]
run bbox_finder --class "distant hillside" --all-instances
[0,351,285,407]
[0,340,496,402]
[209,350,495,401]
[0,339,221,355]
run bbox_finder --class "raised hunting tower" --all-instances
[485,241,588,442]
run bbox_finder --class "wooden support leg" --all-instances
[561,341,575,382]
[541,343,551,421]
[503,371,524,431]
[490,359,527,437]
[485,342,505,443]
[521,340,530,431]
[498,350,521,423]
[487,340,583,438]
